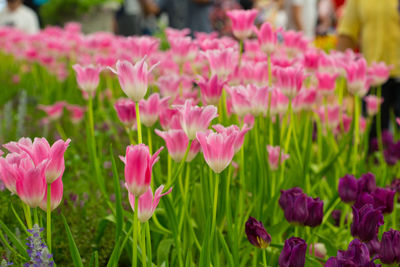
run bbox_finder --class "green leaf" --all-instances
[157,238,174,266]
[110,144,124,242]
[61,214,84,267]
[0,220,29,259]
[89,250,99,267]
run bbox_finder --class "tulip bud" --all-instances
[338,174,358,203]
[120,144,163,197]
[308,243,327,259]
[245,217,271,249]
[128,185,172,222]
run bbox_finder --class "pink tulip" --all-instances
[281,30,309,55]
[308,243,327,259]
[0,153,27,194]
[316,72,338,95]
[128,36,160,62]
[204,48,238,80]
[243,114,255,128]
[240,61,268,87]
[274,66,305,99]
[270,89,289,115]
[213,124,250,154]
[177,100,218,140]
[155,129,189,162]
[165,28,190,40]
[303,50,320,72]
[316,105,341,129]
[169,36,198,65]
[156,129,201,162]
[397,118,400,126]
[254,22,277,54]
[65,104,86,124]
[248,84,270,116]
[157,74,183,101]
[159,107,182,130]
[120,144,163,197]
[196,131,236,173]
[226,9,258,40]
[38,101,65,121]
[364,95,383,116]
[39,177,63,211]
[72,64,102,95]
[16,163,46,208]
[128,185,172,222]
[109,58,158,102]
[292,89,317,112]
[3,137,33,154]
[139,93,170,127]
[266,145,289,171]
[345,58,369,97]
[114,98,137,129]
[197,74,226,106]
[368,62,391,87]
[228,85,252,117]
[17,138,71,184]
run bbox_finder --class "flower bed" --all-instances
[0,10,399,267]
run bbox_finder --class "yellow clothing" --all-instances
[337,0,400,77]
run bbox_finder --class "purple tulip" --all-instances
[325,239,380,267]
[357,172,377,194]
[365,236,381,257]
[351,204,384,242]
[338,174,358,203]
[279,188,324,227]
[354,192,375,209]
[245,217,271,249]
[371,188,395,214]
[379,229,400,264]
[304,197,324,227]
[279,237,307,267]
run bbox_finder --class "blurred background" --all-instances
[0,0,345,48]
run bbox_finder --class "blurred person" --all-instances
[284,0,317,38]
[146,0,213,33]
[256,0,287,29]
[316,0,335,35]
[337,0,400,134]
[0,0,39,34]
[210,0,240,35]
[115,0,146,36]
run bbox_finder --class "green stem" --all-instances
[47,183,52,251]
[165,140,192,189]
[127,128,135,145]
[132,196,139,267]
[210,172,220,264]
[88,96,106,196]
[238,39,244,67]
[262,249,267,267]
[33,208,38,225]
[55,122,67,140]
[141,223,146,267]
[24,203,32,230]
[145,222,152,267]
[352,96,360,174]
[135,102,142,144]
[147,127,152,154]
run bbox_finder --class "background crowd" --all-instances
[0,0,345,38]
